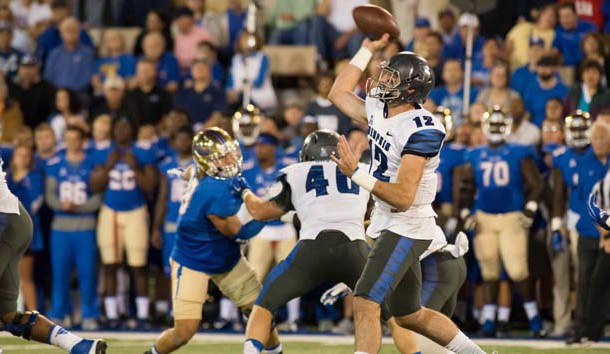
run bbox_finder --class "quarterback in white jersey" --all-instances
[328,34,485,354]
[0,157,107,354]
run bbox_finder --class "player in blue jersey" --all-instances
[152,125,193,318]
[433,107,464,236]
[45,126,102,330]
[6,144,44,312]
[90,117,157,327]
[552,116,610,344]
[144,127,282,354]
[457,107,545,337]
[86,115,114,166]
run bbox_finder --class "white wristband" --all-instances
[349,47,373,72]
[280,211,296,224]
[351,168,377,192]
[525,201,538,213]
[551,217,562,232]
[236,203,253,225]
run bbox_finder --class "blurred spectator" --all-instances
[311,0,367,61]
[545,96,565,121]
[406,17,430,54]
[561,0,605,30]
[8,55,55,129]
[438,8,458,46]
[564,59,610,119]
[45,125,101,330]
[10,0,51,30]
[43,17,94,94]
[279,98,307,149]
[507,96,541,145]
[72,0,134,27]
[133,9,173,57]
[227,32,278,112]
[468,102,487,124]
[476,61,520,111]
[506,4,556,69]
[49,88,85,143]
[172,7,214,74]
[597,109,610,125]
[140,31,179,92]
[90,75,136,125]
[0,77,23,143]
[303,71,352,135]
[0,22,23,80]
[126,59,172,127]
[523,55,569,126]
[387,0,417,46]
[421,31,445,87]
[33,123,56,165]
[445,13,485,65]
[173,58,225,130]
[7,143,43,311]
[552,2,597,66]
[92,29,137,94]
[268,0,316,45]
[472,38,502,87]
[35,1,93,65]
[575,33,610,85]
[511,36,546,96]
[195,41,223,84]
[348,126,370,162]
[429,59,478,126]
[0,5,31,53]
[87,114,112,164]
[214,0,246,63]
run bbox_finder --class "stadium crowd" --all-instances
[2,0,610,343]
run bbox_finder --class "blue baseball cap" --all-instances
[256,133,279,146]
[415,17,431,28]
[529,36,545,47]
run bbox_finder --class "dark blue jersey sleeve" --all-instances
[402,129,446,158]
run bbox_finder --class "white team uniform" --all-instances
[0,158,19,214]
[364,96,446,241]
[278,160,370,240]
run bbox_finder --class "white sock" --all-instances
[151,345,161,354]
[155,300,169,315]
[136,296,150,320]
[104,296,119,320]
[445,331,486,354]
[220,298,237,321]
[48,325,82,351]
[481,304,497,322]
[472,308,481,324]
[523,301,539,320]
[497,306,511,322]
[265,343,282,354]
[244,340,263,354]
[287,297,300,322]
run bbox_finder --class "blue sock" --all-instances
[245,338,264,352]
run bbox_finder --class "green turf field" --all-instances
[1,338,609,354]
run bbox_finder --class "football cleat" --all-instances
[70,339,107,354]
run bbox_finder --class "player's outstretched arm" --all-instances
[208,214,243,236]
[328,34,389,124]
[242,191,286,221]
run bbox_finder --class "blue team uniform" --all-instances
[243,161,284,228]
[86,140,114,167]
[6,170,44,252]
[436,142,465,203]
[465,143,536,214]
[171,177,247,274]
[552,146,608,238]
[46,155,99,320]
[103,142,157,211]
[158,155,191,275]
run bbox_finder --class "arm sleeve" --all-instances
[268,174,294,212]
[72,193,103,213]
[401,129,446,158]
[44,176,62,211]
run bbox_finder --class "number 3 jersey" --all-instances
[364,97,445,240]
[271,160,370,241]
[464,143,536,214]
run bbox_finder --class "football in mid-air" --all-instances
[352,4,400,40]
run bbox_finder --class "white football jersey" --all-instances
[278,160,370,241]
[364,97,446,240]
[419,225,449,260]
[0,157,20,214]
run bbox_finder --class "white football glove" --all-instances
[320,283,352,306]
[442,232,470,258]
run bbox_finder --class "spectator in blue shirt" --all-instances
[429,59,478,126]
[92,29,137,95]
[523,55,569,127]
[511,36,545,96]
[173,57,226,130]
[43,17,94,94]
[406,17,431,53]
[35,0,93,65]
[139,32,179,93]
[552,2,597,67]
[445,13,485,65]
[0,22,22,80]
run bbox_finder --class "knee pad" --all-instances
[1,311,39,340]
